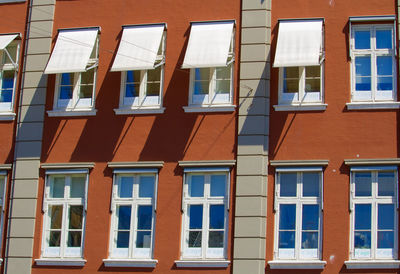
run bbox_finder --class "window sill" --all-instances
[35,258,86,266]
[273,104,327,111]
[114,107,165,115]
[268,260,327,269]
[47,109,97,117]
[0,112,16,121]
[183,105,236,113]
[103,258,158,268]
[175,260,230,268]
[346,102,400,110]
[345,260,400,269]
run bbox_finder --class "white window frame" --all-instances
[350,24,396,103]
[349,167,398,260]
[40,170,89,260]
[179,168,230,261]
[273,168,323,261]
[106,170,158,261]
[0,39,19,114]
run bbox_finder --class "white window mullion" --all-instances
[299,67,305,101]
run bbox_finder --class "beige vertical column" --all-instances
[5,0,54,273]
[233,0,271,273]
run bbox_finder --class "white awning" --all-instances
[44,28,99,74]
[0,34,19,50]
[111,24,165,71]
[273,20,323,67]
[182,21,234,68]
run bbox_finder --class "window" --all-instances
[350,24,396,103]
[45,28,99,116]
[0,34,20,116]
[182,21,235,112]
[40,172,88,260]
[349,167,398,260]
[273,169,323,261]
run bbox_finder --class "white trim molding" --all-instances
[102,259,158,268]
[346,102,400,110]
[114,107,166,115]
[345,260,400,269]
[41,162,95,169]
[273,104,327,112]
[344,158,400,166]
[178,160,236,167]
[183,105,236,113]
[35,258,87,266]
[268,260,327,269]
[0,113,16,121]
[175,260,230,268]
[0,164,11,170]
[270,160,329,166]
[47,110,97,117]
[107,161,164,169]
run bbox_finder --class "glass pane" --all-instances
[376,30,392,49]
[378,231,394,248]
[0,89,12,103]
[209,205,224,229]
[279,204,296,229]
[377,76,393,91]
[194,81,209,95]
[209,231,224,248]
[355,172,371,196]
[216,80,230,94]
[139,176,154,198]
[305,79,320,93]
[189,231,202,247]
[354,231,371,248]
[279,231,295,248]
[81,70,94,85]
[59,86,73,100]
[49,231,61,247]
[216,67,230,79]
[356,76,371,91]
[303,172,319,197]
[70,177,85,198]
[79,85,93,99]
[67,231,81,247]
[4,45,17,64]
[306,66,320,77]
[117,231,129,248]
[126,70,140,83]
[377,56,392,76]
[284,67,299,78]
[137,205,152,230]
[50,177,65,198]
[283,79,299,93]
[189,205,203,229]
[189,175,204,197]
[280,173,297,197]
[50,205,63,229]
[61,73,74,85]
[118,205,131,230]
[378,172,395,196]
[146,83,160,96]
[136,231,151,248]
[69,206,83,229]
[302,204,319,230]
[2,70,14,89]
[194,68,209,81]
[147,67,161,82]
[355,30,370,49]
[355,56,371,76]
[119,176,133,198]
[125,83,139,98]
[355,204,371,229]
[378,204,394,229]
[302,232,318,249]
[210,175,226,197]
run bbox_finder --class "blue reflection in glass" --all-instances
[355,231,371,248]
[378,172,395,196]
[117,231,129,248]
[0,90,12,102]
[210,175,225,197]
[61,73,73,85]
[280,173,297,197]
[189,175,204,197]
[378,204,394,229]
[125,71,137,97]
[377,76,393,91]
[2,75,13,89]
[355,172,371,197]
[302,205,319,230]
[137,205,152,230]
[118,206,131,230]
[378,231,394,248]
[59,87,72,99]
[189,205,203,229]
[279,231,295,248]
[194,68,202,95]
[355,57,371,76]
[280,204,296,229]
[377,56,392,76]
[139,176,154,198]
[355,204,371,230]
[355,30,370,49]
[303,173,319,197]
[210,205,224,229]
[119,177,133,198]
[376,30,392,49]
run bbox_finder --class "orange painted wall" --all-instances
[33,0,239,273]
[268,0,398,273]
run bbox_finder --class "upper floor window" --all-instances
[111,24,166,115]
[45,28,99,116]
[273,19,325,111]
[182,21,235,113]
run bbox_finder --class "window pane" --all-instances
[279,204,296,229]
[139,176,154,198]
[216,67,230,79]
[302,232,318,249]
[189,231,202,247]
[189,175,204,197]
[119,176,133,198]
[377,76,393,91]
[302,204,319,230]
[210,175,226,197]
[280,173,297,197]
[118,205,131,230]
[49,231,61,247]
[70,177,85,198]
[378,231,394,248]
[377,56,392,76]
[216,79,230,94]
[194,81,209,95]
[355,56,371,91]
[125,83,139,98]
[50,205,63,229]
[210,205,224,229]
[69,205,83,229]
[194,68,209,81]
[61,73,74,85]
[67,231,81,247]
[355,30,370,49]
[136,231,151,248]
[1,71,14,102]
[209,231,224,248]
[79,85,93,99]
[189,205,203,229]
[81,70,94,85]
[378,204,394,230]
[50,177,65,198]
[147,67,161,82]
[305,66,320,77]
[279,231,295,248]
[355,172,371,196]
[117,231,130,248]
[355,204,371,229]
[126,70,140,83]
[146,82,160,96]
[59,86,73,100]
[354,231,371,249]
[302,172,319,197]
[376,30,392,49]
[378,172,395,196]
[305,79,320,93]
[194,68,209,95]
[283,79,299,94]
[284,67,299,78]
[137,205,152,230]
[4,45,17,64]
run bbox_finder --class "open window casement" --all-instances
[0,33,20,69]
